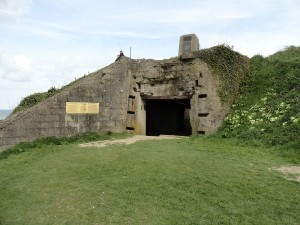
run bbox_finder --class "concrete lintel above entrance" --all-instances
[141,95,192,100]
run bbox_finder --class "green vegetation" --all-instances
[193,45,250,105]
[12,87,59,114]
[219,46,300,148]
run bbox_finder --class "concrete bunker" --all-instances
[0,34,249,150]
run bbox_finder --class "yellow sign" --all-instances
[66,102,99,114]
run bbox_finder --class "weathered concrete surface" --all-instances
[0,59,131,150]
[130,57,226,135]
[0,52,246,150]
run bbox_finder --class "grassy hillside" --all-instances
[194,45,250,105]
[219,46,300,148]
[0,136,299,224]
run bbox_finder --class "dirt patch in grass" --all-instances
[79,135,184,148]
[273,166,300,182]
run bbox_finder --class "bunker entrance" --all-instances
[145,98,192,136]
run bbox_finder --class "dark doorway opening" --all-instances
[146,99,192,136]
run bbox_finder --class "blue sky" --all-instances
[0,0,299,109]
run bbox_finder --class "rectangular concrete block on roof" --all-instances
[178,34,200,56]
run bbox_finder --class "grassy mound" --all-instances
[193,45,250,105]
[219,46,300,148]
[12,87,58,114]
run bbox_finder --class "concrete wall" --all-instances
[0,59,131,150]
[189,59,226,134]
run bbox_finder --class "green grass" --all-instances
[219,46,300,147]
[0,136,299,225]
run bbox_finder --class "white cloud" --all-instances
[0,0,32,22]
[0,47,109,108]
[102,1,256,25]
[24,19,75,32]
[12,25,76,41]
[93,31,172,39]
[0,51,33,82]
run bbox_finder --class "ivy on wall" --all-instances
[193,45,250,106]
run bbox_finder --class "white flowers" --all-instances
[261,97,267,102]
[290,116,299,124]
[270,117,279,122]
[280,102,286,107]
[225,92,297,132]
